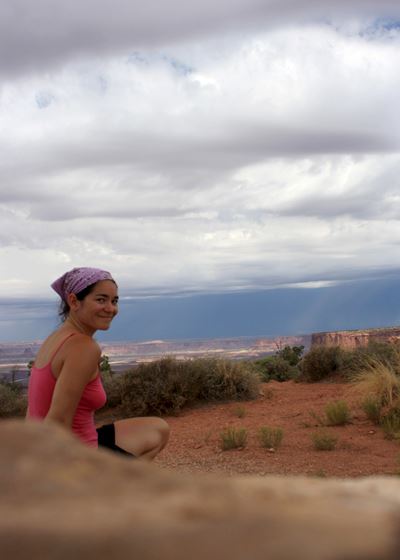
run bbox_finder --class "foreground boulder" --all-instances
[1,420,400,560]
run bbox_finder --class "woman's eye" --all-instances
[97,298,105,303]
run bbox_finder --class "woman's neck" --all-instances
[63,316,95,337]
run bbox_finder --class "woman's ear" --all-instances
[67,293,79,311]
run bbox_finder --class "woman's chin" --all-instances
[96,320,113,331]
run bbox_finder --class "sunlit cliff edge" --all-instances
[311,326,400,349]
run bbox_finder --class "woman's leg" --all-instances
[113,417,170,460]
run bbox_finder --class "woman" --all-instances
[27,267,169,458]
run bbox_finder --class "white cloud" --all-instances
[1,6,400,299]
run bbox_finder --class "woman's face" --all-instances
[71,280,119,333]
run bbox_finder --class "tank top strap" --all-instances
[49,333,78,362]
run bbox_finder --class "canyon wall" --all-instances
[311,326,400,350]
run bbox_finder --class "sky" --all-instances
[1,1,400,341]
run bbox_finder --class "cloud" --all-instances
[1,0,400,78]
[1,5,400,300]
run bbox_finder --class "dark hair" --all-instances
[58,284,95,322]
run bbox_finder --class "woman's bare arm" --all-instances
[45,336,101,429]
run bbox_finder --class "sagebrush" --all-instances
[300,346,343,382]
[0,381,27,418]
[117,357,260,417]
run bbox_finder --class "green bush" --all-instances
[258,426,284,449]
[99,354,112,375]
[0,381,27,418]
[325,400,351,426]
[220,427,247,450]
[119,357,260,417]
[300,346,344,382]
[277,345,304,366]
[253,356,299,382]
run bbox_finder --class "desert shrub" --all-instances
[325,400,351,426]
[253,356,299,382]
[361,396,383,425]
[258,426,284,449]
[300,346,344,382]
[363,341,400,369]
[99,354,112,375]
[0,381,27,418]
[277,345,304,366]
[120,358,198,416]
[312,431,337,451]
[220,427,247,450]
[120,357,260,417]
[351,360,400,408]
[342,341,400,379]
[350,356,400,440]
[100,372,124,409]
[381,408,400,440]
[195,358,260,402]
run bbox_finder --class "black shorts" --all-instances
[96,423,136,457]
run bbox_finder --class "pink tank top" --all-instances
[27,333,107,448]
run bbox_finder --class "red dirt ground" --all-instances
[153,381,400,478]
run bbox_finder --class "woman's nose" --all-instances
[104,301,115,312]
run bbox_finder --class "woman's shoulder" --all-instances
[46,329,101,362]
[64,332,101,355]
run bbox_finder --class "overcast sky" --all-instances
[1,1,400,313]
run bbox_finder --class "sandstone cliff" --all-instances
[311,326,400,350]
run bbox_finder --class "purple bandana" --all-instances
[51,267,114,301]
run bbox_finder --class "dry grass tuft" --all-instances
[325,400,351,426]
[351,359,400,408]
[220,427,248,450]
[312,431,337,451]
[258,426,284,450]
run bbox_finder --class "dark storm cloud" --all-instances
[1,0,400,77]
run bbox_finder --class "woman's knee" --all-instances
[153,417,170,447]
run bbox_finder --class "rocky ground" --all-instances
[150,380,400,478]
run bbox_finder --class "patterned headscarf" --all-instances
[51,267,114,301]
